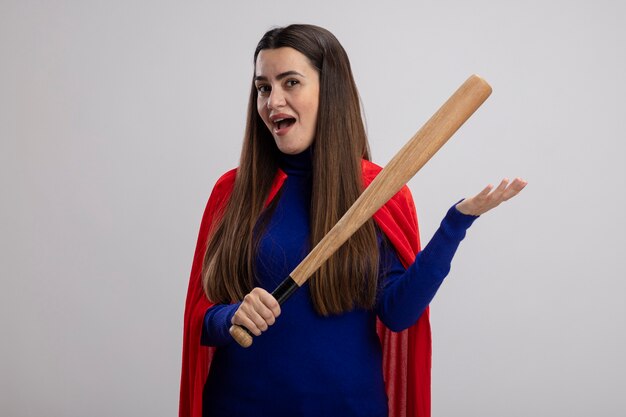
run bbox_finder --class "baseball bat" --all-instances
[230,74,492,348]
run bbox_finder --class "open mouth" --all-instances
[273,117,296,131]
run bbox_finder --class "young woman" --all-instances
[180,24,526,417]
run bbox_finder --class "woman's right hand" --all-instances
[231,287,281,336]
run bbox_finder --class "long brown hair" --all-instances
[202,24,380,315]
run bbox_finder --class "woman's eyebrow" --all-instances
[254,70,305,82]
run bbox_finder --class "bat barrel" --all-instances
[288,75,492,285]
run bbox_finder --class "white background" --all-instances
[2,0,625,415]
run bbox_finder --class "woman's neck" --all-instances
[277,148,313,177]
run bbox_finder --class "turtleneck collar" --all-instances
[277,147,313,177]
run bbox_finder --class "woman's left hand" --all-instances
[456,177,527,216]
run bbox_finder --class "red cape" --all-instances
[180,159,431,417]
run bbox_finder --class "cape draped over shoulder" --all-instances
[179,159,431,417]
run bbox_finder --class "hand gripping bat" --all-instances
[230,74,492,348]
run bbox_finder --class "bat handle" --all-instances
[229,324,253,348]
[229,276,300,348]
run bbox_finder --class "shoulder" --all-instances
[360,159,382,184]
[202,168,238,220]
[207,167,238,202]
[212,168,238,195]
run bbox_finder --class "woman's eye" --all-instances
[256,84,270,94]
[286,79,299,87]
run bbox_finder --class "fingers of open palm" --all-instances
[482,178,510,209]
[480,178,527,212]
[477,184,494,198]
[468,182,502,214]
[501,177,528,201]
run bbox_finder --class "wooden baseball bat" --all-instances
[230,74,492,348]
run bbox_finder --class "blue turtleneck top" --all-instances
[200,149,477,417]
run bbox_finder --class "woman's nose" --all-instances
[267,88,286,110]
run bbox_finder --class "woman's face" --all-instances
[255,47,320,155]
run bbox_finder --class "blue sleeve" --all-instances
[200,302,241,347]
[375,203,478,332]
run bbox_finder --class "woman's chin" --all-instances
[274,140,309,155]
